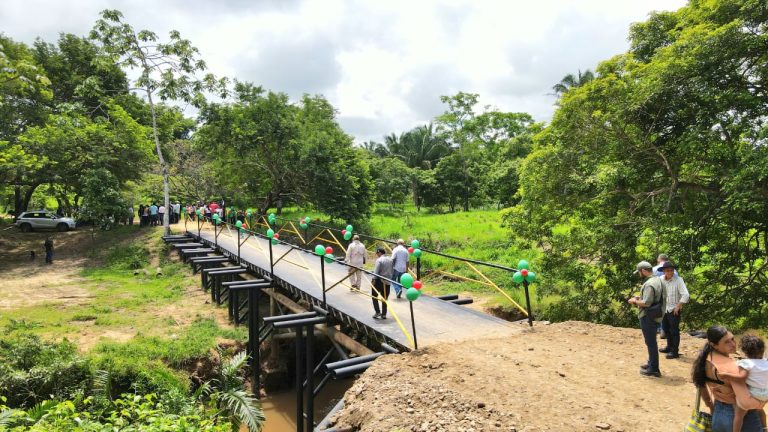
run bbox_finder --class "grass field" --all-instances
[0,225,246,394]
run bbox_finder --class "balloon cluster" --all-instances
[268,213,277,224]
[235,220,243,230]
[400,273,423,302]
[314,245,334,263]
[266,228,279,244]
[246,209,253,217]
[512,260,537,284]
[300,216,310,230]
[341,224,354,241]
[212,213,221,225]
[409,239,423,259]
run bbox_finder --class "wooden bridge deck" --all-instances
[190,226,520,350]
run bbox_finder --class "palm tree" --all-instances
[198,350,265,432]
[391,123,449,170]
[361,140,389,157]
[552,69,595,96]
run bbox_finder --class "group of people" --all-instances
[134,203,182,226]
[630,254,768,431]
[629,254,690,377]
[344,237,411,320]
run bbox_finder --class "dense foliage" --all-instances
[195,83,374,221]
[0,332,262,431]
[508,0,768,329]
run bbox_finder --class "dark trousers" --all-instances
[661,312,681,354]
[372,279,390,316]
[45,250,53,264]
[640,315,660,371]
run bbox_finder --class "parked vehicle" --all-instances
[14,210,76,232]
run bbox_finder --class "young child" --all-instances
[720,335,768,432]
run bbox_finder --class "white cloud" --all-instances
[0,0,688,142]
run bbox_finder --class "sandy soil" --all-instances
[331,320,707,432]
[0,225,229,349]
[0,229,93,308]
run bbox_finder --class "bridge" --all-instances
[165,214,534,431]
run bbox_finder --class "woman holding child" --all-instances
[691,326,767,431]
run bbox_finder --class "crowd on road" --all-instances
[629,254,768,432]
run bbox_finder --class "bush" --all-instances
[0,394,231,431]
[0,334,91,409]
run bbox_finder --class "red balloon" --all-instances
[273,233,279,239]
[408,247,415,254]
[413,280,423,290]
[521,269,528,277]
[325,246,333,254]
[342,229,347,235]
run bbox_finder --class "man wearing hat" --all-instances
[658,261,689,359]
[629,261,666,377]
[345,235,367,290]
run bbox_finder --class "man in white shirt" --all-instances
[391,239,409,298]
[345,235,367,290]
[657,261,689,359]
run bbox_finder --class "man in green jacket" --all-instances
[628,261,666,377]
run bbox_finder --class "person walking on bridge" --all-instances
[372,247,393,320]
[345,235,367,290]
[391,239,409,298]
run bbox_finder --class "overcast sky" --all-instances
[1,0,687,143]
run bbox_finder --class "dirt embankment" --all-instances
[330,321,706,432]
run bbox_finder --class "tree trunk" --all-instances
[14,183,38,217]
[146,90,171,236]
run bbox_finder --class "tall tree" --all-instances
[511,0,768,329]
[90,9,227,235]
[0,36,52,214]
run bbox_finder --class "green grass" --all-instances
[1,228,248,397]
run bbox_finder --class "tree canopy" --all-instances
[508,0,768,329]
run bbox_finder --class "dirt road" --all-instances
[331,321,708,431]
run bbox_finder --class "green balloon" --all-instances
[271,238,278,245]
[324,253,334,263]
[525,271,537,283]
[314,245,325,256]
[235,221,243,228]
[405,287,421,301]
[346,224,353,232]
[269,213,276,219]
[300,223,308,229]
[305,216,311,223]
[212,213,220,220]
[344,232,352,241]
[411,239,420,249]
[246,210,252,216]
[517,259,529,270]
[412,249,422,258]
[400,273,414,289]
[512,271,524,284]
[195,209,201,216]
[266,229,274,237]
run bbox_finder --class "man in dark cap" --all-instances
[628,261,666,377]
[658,261,689,359]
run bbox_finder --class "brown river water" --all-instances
[261,378,353,431]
